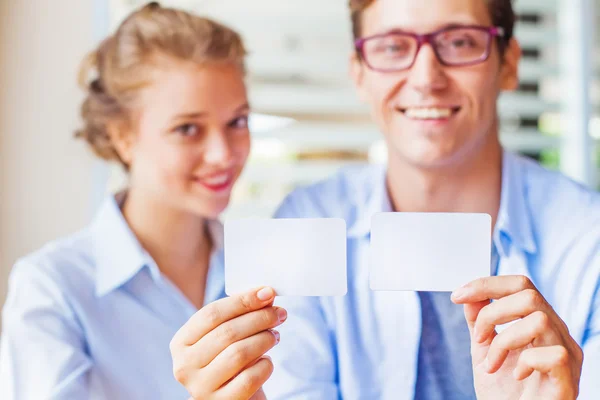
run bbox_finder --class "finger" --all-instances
[463,300,491,337]
[188,306,287,368]
[215,355,274,400]
[201,330,280,391]
[171,287,276,347]
[451,275,536,304]
[473,288,551,344]
[250,387,267,400]
[485,311,561,374]
[463,299,497,366]
[513,346,573,387]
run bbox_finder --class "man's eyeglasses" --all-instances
[354,25,506,72]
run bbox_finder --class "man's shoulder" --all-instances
[517,154,599,204]
[512,154,600,254]
[274,163,384,219]
[515,154,600,223]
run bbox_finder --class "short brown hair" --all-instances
[75,2,247,166]
[349,0,515,51]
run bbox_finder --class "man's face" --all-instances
[351,0,520,169]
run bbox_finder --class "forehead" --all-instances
[138,61,247,110]
[149,61,244,94]
[361,0,493,35]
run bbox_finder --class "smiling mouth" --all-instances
[194,172,234,192]
[398,106,461,120]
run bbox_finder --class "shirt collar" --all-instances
[93,192,147,297]
[495,151,537,256]
[346,164,388,237]
[346,151,537,256]
[93,192,225,297]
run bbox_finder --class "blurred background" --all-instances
[0,0,598,314]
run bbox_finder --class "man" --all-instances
[170,0,598,398]
[263,0,597,398]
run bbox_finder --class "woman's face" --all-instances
[119,60,251,219]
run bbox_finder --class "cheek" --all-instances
[231,133,251,165]
[165,149,201,180]
[139,142,199,188]
[365,74,403,122]
[456,67,501,113]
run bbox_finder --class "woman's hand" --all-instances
[170,287,286,400]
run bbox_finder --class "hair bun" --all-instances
[90,78,104,94]
[144,2,161,10]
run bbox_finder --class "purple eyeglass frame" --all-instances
[354,25,506,72]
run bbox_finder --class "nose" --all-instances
[203,129,233,167]
[407,44,448,95]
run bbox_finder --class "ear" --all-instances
[107,120,135,165]
[349,52,369,103]
[499,38,521,91]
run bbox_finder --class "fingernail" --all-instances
[276,308,288,323]
[257,287,274,301]
[451,287,467,301]
[272,330,280,343]
[483,357,491,373]
[512,368,520,380]
[474,327,485,343]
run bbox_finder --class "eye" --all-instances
[385,44,404,53]
[378,41,405,52]
[450,36,476,48]
[369,36,412,58]
[174,123,200,137]
[229,115,249,129]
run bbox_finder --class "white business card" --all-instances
[225,218,347,296]
[370,212,492,292]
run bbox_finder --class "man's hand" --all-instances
[452,275,583,400]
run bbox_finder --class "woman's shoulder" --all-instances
[1,229,101,370]
[7,228,98,307]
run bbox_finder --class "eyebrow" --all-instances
[439,22,476,30]
[377,21,480,36]
[173,112,207,120]
[235,103,251,113]
[172,103,250,121]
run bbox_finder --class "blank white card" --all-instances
[225,218,347,296]
[370,212,492,292]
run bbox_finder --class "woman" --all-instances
[0,3,285,399]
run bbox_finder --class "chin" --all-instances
[394,145,468,170]
[185,199,230,220]
[204,204,229,219]
[391,131,482,168]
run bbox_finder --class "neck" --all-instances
[122,189,211,308]
[386,134,503,227]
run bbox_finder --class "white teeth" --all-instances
[404,107,453,120]
[203,174,229,185]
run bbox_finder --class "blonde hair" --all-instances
[75,2,247,166]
